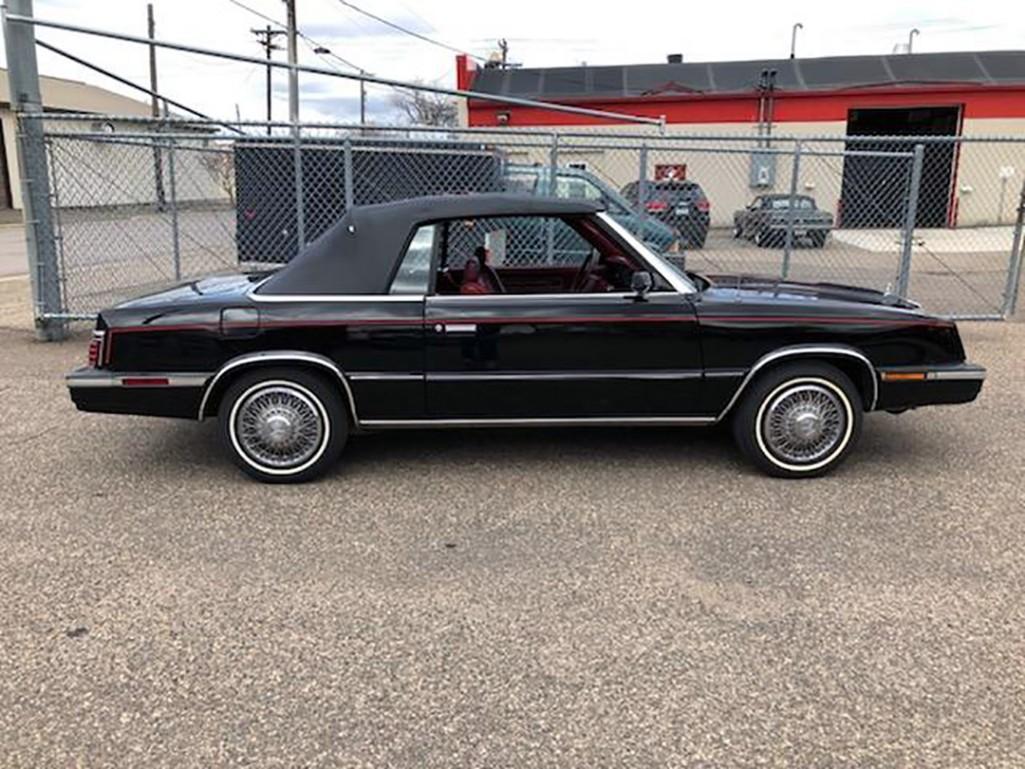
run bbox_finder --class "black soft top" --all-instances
[258,194,603,296]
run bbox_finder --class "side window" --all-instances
[390,224,436,294]
[446,215,594,268]
[554,175,603,201]
[435,215,645,296]
[505,172,539,194]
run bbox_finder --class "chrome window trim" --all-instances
[715,344,879,418]
[66,372,212,388]
[425,291,688,303]
[596,212,697,296]
[197,351,359,424]
[249,291,424,303]
[361,416,716,429]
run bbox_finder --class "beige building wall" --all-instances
[497,120,850,227]
[954,117,1025,226]
[482,114,1025,228]
[1,68,152,211]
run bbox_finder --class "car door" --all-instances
[423,214,703,421]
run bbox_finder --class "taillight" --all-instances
[696,198,710,213]
[87,330,105,368]
[645,200,668,212]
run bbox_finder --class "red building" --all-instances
[456,51,1025,227]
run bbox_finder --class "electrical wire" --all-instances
[225,0,364,71]
[331,0,486,61]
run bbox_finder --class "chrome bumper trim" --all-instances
[66,371,212,388]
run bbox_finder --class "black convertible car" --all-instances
[67,194,984,482]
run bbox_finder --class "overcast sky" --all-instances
[3,0,1023,125]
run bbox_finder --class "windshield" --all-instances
[597,213,696,294]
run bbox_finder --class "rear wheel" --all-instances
[731,362,862,478]
[218,367,348,483]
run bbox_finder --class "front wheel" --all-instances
[731,362,862,478]
[218,367,348,483]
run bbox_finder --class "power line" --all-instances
[225,0,364,70]
[331,0,486,61]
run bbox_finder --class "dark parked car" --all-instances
[504,164,680,254]
[734,194,833,248]
[68,194,984,483]
[621,180,710,249]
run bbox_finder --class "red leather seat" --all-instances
[460,257,491,295]
[474,247,505,294]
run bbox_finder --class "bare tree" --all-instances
[390,83,458,127]
[198,148,236,205]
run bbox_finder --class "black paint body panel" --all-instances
[69,265,981,424]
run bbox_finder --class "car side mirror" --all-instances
[630,271,653,300]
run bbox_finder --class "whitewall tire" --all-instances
[731,362,863,478]
[218,367,348,483]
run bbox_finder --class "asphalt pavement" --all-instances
[0,315,1023,767]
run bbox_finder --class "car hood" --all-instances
[701,274,921,311]
[111,273,269,310]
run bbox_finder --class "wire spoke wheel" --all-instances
[761,383,846,465]
[234,384,325,470]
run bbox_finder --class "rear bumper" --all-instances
[875,362,986,411]
[66,368,209,419]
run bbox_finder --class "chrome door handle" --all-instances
[442,323,478,334]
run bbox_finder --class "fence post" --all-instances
[637,144,649,237]
[166,134,181,281]
[546,132,558,263]
[2,0,64,339]
[781,141,802,279]
[343,137,354,211]
[292,122,305,253]
[1001,178,1025,317]
[896,144,925,298]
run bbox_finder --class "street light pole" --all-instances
[790,22,803,59]
[908,28,920,54]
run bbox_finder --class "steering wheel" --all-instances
[569,249,599,292]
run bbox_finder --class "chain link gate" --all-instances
[22,114,1025,325]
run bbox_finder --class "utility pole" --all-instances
[252,25,284,135]
[360,74,366,125]
[148,3,166,210]
[2,0,64,339]
[284,0,299,125]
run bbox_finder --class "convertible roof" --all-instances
[258,194,603,296]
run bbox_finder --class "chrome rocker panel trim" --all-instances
[361,416,716,429]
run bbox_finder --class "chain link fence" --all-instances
[24,114,1025,322]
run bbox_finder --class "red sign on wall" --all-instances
[654,163,687,181]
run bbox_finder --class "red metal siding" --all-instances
[465,84,1025,127]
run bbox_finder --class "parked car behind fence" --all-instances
[621,180,711,249]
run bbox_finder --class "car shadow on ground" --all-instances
[142,412,948,483]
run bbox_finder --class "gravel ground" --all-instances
[0,318,1023,767]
